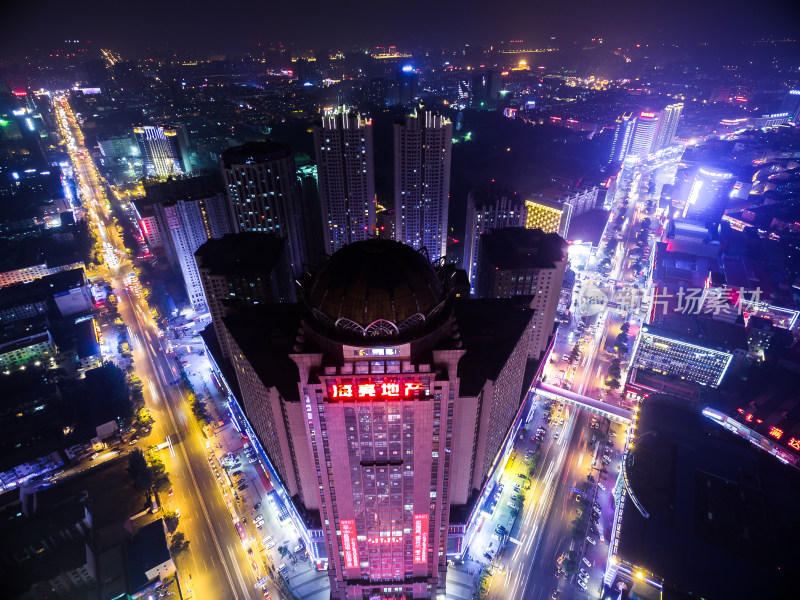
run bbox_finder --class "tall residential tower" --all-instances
[394,108,453,263]
[313,107,376,255]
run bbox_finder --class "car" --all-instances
[483,552,492,560]
[129,438,138,446]
[599,532,605,542]
[267,541,276,549]
[577,579,587,590]
[609,432,617,437]
[175,508,181,518]
[554,432,559,440]
[579,568,588,576]
[249,458,257,463]
[90,452,99,460]
[508,500,518,509]
[586,537,596,545]
[517,473,527,479]
[582,557,592,568]
[559,419,565,426]
[277,564,287,573]
[264,535,273,543]
[254,502,262,509]
[597,483,605,491]
[578,571,589,581]
[257,525,263,530]
[168,487,173,497]
[242,517,247,524]
[551,591,559,599]
[513,484,521,492]
[497,563,506,573]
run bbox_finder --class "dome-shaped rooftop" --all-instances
[306,239,446,339]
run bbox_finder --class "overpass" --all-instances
[535,382,633,424]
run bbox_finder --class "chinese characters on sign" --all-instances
[769,426,783,440]
[413,514,429,565]
[340,519,359,569]
[329,379,424,401]
[579,285,764,317]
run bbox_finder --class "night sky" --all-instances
[2,0,798,57]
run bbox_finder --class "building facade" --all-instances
[133,125,190,179]
[223,240,534,599]
[222,142,307,275]
[313,107,376,255]
[629,325,734,387]
[609,112,636,163]
[463,187,527,291]
[475,228,567,359]
[628,112,660,158]
[653,103,683,150]
[394,109,453,263]
[195,232,295,360]
[524,198,571,238]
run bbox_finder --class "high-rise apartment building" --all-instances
[628,112,660,158]
[140,175,234,312]
[221,142,307,275]
[653,103,683,151]
[133,124,191,179]
[463,187,527,291]
[609,112,636,163]
[524,198,571,238]
[195,232,295,360]
[476,228,567,358]
[394,108,453,263]
[313,107,376,255]
[222,240,534,598]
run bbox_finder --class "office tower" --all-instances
[609,112,636,163]
[195,232,295,361]
[463,187,527,292]
[222,141,307,276]
[222,239,533,598]
[524,198,571,237]
[681,166,734,220]
[142,175,234,312]
[133,125,191,179]
[394,108,453,263]
[471,70,502,108]
[653,103,683,151]
[476,228,567,358]
[629,324,734,388]
[628,111,660,158]
[395,65,419,106]
[295,155,326,266]
[313,107,376,255]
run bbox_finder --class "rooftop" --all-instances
[221,140,293,167]
[618,396,800,599]
[195,232,288,277]
[479,227,567,270]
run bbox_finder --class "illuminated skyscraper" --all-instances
[463,186,527,292]
[654,103,683,151]
[313,107,376,255]
[628,112,660,158]
[524,198,571,237]
[133,124,191,178]
[221,141,307,275]
[394,108,453,263]
[609,112,636,163]
[222,240,534,598]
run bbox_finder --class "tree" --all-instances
[608,358,622,380]
[164,510,180,533]
[606,377,621,390]
[148,455,171,493]
[170,532,190,555]
[278,545,290,558]
[563,550,579,575]
[127,449,154,493]
[620,322,630,335]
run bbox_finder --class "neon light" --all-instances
[788,438,800,451]
[140,219,150,236]
[340,519,359,568]
[769,426,783,440]
[413,514,429,564]
[13,90,27,97]
[640,112,656,118]
[329,379,424,401]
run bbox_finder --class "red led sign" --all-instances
[329,379,424,402]
[413,514,429,564]
[341,519,359,569]
[640,111,656,118]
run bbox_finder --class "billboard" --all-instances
[413,514,429,564]
[329,379,424,402]
[340,519,359,569]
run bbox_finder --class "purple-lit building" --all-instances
[222,240,534,599]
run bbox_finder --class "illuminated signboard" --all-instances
[340,519,359,569]
[413,514,429,564]
[329,379,424,401]
[640,112,656,118]
[356,348,400,357]
[140,219,150,236]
